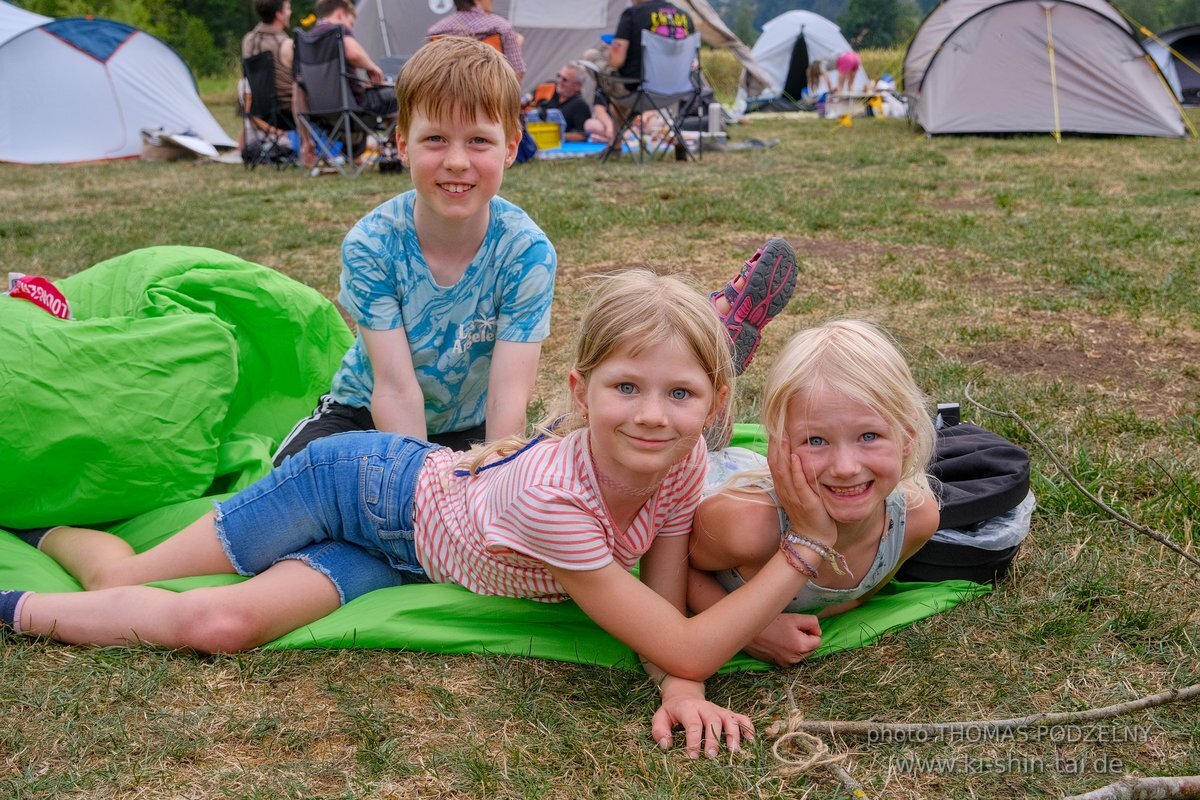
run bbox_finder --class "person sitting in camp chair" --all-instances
[806,58,833,103]
[294,0,396,169]
[606,0,694,100]
[579,45,616,145]
[602,0,697,160]
[427,0,525,82]
[533,63,592,142]
[242,0,294,116]
[239,0,297,164]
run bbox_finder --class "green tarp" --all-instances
[0,247,990,670]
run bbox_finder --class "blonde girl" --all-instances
[0,271,851,758]
[690,320,942,667]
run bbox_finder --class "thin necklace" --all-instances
[591,457,666,497]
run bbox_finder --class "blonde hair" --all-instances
[395,36,522,143]
[759,319,935,499]
[454,269,735,476]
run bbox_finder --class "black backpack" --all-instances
[896,422,1032,585]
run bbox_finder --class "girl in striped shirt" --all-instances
[3,270,848,758]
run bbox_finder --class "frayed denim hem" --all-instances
[212,501,255,579]
[277,552,347,606]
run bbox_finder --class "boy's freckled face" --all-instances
[396,108,518,227]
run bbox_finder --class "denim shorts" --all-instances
[213,431,441,604]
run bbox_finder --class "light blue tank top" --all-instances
[714,488,908,614]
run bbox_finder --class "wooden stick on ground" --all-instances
[790,683,1200,738]
[1062,775,1200,800]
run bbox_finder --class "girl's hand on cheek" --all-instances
[768,430,837,547]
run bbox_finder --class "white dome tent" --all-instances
[903,0,1187,138]
[0,1,235,164]
[734,10,867,112]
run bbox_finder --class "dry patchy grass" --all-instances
[2,109,1199,799]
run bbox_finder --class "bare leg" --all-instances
[293,83,316,168]
[17,559,339,651]
[40,511,235,590]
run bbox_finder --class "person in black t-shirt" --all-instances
[536,63,592,142]
[608,0,694,92]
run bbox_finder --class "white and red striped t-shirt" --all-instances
[413,428,706,602]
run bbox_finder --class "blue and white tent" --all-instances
[0,0,234,163]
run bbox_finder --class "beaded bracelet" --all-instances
[785,542,821,578]
[783,531,853,578]
[779,540,819,578]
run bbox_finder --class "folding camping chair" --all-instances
[293,24,397,177]
[241,50,297,169]
[430,31,504,55]
[598,31,702,164]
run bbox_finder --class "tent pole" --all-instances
[1116,7,1200,82]
[374,0,392,58]
[1110,6,1198,138]
[1144,53,1199,138]
[1043,7,1061,144]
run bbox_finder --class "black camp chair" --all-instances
[293,25,397,177]
[241,50,297,169]
[594,30,703,164]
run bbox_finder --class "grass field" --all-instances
[1,69,1199,799]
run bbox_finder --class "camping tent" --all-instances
[903,0,1186,137]
[0,1,235,164]
[733,10,867,112]
[353,0,771,95]
[0,0,46,42]
[1145,23,1200,105]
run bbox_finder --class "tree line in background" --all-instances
[13,0,1200,75]
[719,0,1200,49]
[14,0,313,75]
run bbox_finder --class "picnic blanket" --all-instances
[0,246,989,670]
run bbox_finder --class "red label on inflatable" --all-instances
[7,275,72,319]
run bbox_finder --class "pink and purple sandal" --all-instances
[712,238,798,375]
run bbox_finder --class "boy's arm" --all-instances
[486,339,541,441]
[360,327,428,440]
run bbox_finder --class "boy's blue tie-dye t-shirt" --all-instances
[329,191,556,435]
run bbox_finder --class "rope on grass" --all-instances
[770,688,871,799]
[963,383,1200,577]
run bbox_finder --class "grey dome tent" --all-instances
[0,1,234,163]
[903,0,1187,138]
[1145,23,1200,105]
[353,0,771,95]
[733,10,867,112]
